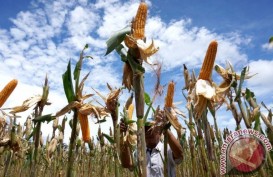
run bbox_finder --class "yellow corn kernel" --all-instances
[132,2,147,40]
[0,79,18,108]
[165,81,175,107]
[199,41,218,80]
[78,113,90,142]
[127,103,134,120]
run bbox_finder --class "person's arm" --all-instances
[165,129,183,160]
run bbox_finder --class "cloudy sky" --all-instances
[0,0,272,143]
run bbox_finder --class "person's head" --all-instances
[145,118,162,149]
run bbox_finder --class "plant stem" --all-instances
[134,72,147,177]
[66,109,78,177]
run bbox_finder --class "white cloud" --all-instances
[146,17,249,72]
[262,42,273,51]
[246,59,273,97]
[66,6,99,37]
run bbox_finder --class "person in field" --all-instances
[119,115,183,177]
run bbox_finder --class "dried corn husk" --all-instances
[9,95,43,114]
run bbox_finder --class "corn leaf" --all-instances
[62,60,75,103]
[127,52,145,74]
[245,88,255,101]
[105,26,131,56]
[235,66,247,102]
[269,36,273,43]
[144,92,151,105]
[33,114,55,123]
[125,119,136,125]
[102,133,115,144]
[74,44,88,81]
[115,44,128,62]
[95,119,107,124]
[26,127,37,141]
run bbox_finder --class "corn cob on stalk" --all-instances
[124,2,147,48]
[198,41,218,80]
[165,81,175,107]
[132,2,147,40]
[0,79,18,108]
[127,103,134,120]
[126,103,137,146]
[194,41,218,119]
[78,113,90,142]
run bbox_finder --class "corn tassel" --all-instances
[78,113,90,142]
[132,2,147,40]
[165,81,175,107]
[0,79,18,108]
[199,41,218,80]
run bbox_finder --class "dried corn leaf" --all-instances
[10,95,43,114]
[164,107,182,135]
[79,103,100,117]
[55,101,81,117]
[77,72,90,99]
[136,39,159,63]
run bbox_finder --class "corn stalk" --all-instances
[30,75,49,177]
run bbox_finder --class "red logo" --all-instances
[228,135,266,173]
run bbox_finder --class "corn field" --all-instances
[0,1,273,177]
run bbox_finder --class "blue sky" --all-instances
[0,0,272,142]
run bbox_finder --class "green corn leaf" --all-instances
[115,44,128,62]
[127,52,145,74]
[33,114,55,123]
[269,36,273,43]
[95,119,107,124]
[144,92,151,105]
[102,133,115,144]
[245,88,255,101]
[105,26,131,56]
[125,119,136,125]
[62,60,75,103]
[254,112,261,131]
[74,45,87,81]
[235,66,247,102]
[26,127,37,141]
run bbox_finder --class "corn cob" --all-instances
[127,103,134,120]
[125,93,133,110]
[198,41,218,80]
[0,79,18,108]
[165,81,175,107]
[78,113,90,142]
[132,2,147,40]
